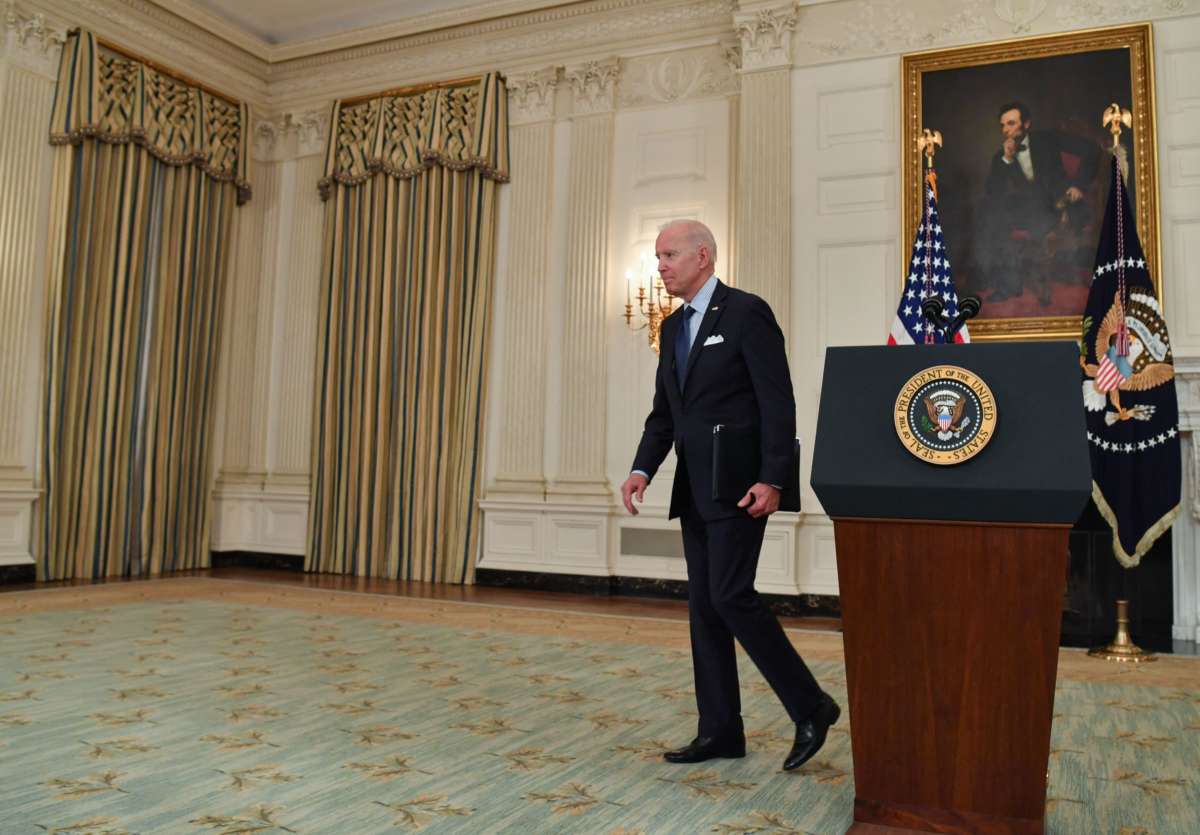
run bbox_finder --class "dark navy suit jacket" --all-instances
[631,280,795,521]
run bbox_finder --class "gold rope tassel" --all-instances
[1088,599,1156,663]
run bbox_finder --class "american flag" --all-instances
[888,177,969,345]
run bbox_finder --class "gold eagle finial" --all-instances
[1103,103,1131,149]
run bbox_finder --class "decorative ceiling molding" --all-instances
[1054,0,1194,28]
[154,0,585,63]
[793,0,993,61]
[265,0,732,108]
[993,0,1048,33]
[269,0,732,72]
[28,0,270,103]
[789,0,1198,65]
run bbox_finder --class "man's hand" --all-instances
[737,483,780,518]
[620,473,649,515]
[1002,137,1018,161]
[1065,186,1083,203]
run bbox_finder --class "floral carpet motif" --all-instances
[0,578,1197,834]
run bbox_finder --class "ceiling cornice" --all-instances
[264,0,734,108]
[19,0,738,114]
[150,0,586,63]
[31,0,271,105]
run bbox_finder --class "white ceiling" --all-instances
[187,0,500,45]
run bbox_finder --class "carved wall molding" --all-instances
[733,1,798,72]
[4,1,64,51]
[794,0,992,61]
[791,0,1196,64]
[566,57,621,115]
[3,1,66,77]
[507,66,560,125]
[252,109,330,161]
[618,44,739,108]
[1054,0,1195,28]
[993,0,1049,33]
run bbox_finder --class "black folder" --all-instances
[711,424,801,512]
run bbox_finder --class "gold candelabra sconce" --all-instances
[623,251,677,354]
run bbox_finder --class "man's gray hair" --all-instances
[660,219,718,265]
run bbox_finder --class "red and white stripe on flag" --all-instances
[1094,353,1124,393]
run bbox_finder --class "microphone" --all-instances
[921,297,948,330]
[945,295,982,338]
[920,295,983,340]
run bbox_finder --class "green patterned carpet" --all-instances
[0,580,1197,834]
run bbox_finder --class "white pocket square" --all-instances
[703,334,724,346]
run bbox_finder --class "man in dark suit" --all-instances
[978,101,1101,302]
[619,219,838,772]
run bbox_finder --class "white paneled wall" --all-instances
[1157,15,1200,642]
[605,95,736,582]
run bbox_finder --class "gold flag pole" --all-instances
[1087,101,1153,664]
[1088,599,1156,663]
[917,128,942,198]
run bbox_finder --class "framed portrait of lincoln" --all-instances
[901,24,1160,341]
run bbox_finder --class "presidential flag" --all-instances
[888,173,970,345]
[1080,152,1180,567]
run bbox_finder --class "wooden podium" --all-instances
[811,343,1091,835]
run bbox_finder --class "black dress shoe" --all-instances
[663,736,746,764]
[783,693,841,771]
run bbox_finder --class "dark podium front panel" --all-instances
[810,342,1091,524]
[810,342,1093,835]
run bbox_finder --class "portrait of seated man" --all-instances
[976,101,1102,309]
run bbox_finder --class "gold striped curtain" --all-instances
[308,75,509,583]
[41,30,250,580]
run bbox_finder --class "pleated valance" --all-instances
[318,73,509,200]
[49,30,252,204]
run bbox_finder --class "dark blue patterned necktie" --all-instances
[674,305,695,389]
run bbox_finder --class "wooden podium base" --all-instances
[834,518,1070,835]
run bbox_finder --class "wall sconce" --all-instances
[623,250,677,354]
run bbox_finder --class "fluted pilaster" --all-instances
[490,68,559,496]
[0,62,55,476]
[551,60,619,501]
[271,153,325,478]
[220,160,279,482]
[733,2,796,340]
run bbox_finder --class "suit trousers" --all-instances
[680,492,822,740]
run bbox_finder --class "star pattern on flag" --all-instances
[889,186,968,345]
[1086,428,1178,454]
[1092,257,1147,278]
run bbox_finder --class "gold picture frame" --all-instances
[902,23,1160,341]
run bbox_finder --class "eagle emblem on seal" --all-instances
[1081,291,1174,426]
[923,389,971,440]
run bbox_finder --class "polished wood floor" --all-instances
[0,566,844,633]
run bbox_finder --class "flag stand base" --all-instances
[1088,599,1157,663]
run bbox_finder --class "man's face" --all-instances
[999,108,1030,143]
[656,226,710,300]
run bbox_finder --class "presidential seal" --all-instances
[894,365,997,465]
